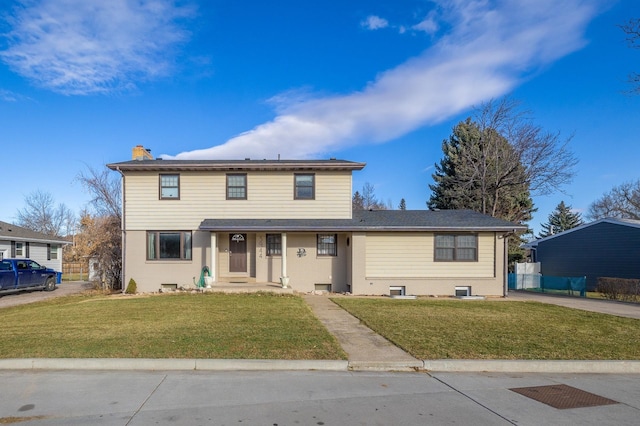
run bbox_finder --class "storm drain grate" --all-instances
[510,384,618,409]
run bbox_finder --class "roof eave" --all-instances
[107,160,366,173]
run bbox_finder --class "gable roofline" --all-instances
[0,221,71,245]
[523,217,640,248]
[107,159,366,173]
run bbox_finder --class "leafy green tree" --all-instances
[538,201,583,238]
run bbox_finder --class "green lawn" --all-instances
[332,297,640,360]
[0,293,346,360]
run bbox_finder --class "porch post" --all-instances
[210,232,217,283]
[280,232,289,288]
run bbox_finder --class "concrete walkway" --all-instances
[302,294,423,371]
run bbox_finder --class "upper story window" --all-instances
[266,234,282,256]
[15,242,23,256]
[160,174,180,199]
[147,231,192,260]
[227,174,247,200]
[434,234,478,262]
[294,174,315,199]
[317,233,337,256]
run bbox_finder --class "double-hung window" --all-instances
[160,174,180,199]
[317,234,337,256]
[147,231,192,260]
[47,244,58,260]
[294,174,315,199]
[434,234,477,261]
[266,234,282,256]
[227,174,247,199]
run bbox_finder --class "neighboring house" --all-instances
[107,147,525,296]
[0,220,69,272]
[524,218,640,290]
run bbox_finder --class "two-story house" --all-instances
[107,146,525,296]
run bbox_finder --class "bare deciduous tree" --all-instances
[76,166,122,290]
[620,18,640,94]
[16,190,75,237]
[588,180,640,220]
[474,98,578,198]
[354,182,389,210]
[76,166,122,220]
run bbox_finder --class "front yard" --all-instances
[0,293,346,360]
[1,292,639,360]
[332,297,640,360]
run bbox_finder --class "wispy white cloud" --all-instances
[412,11,439,35]
[361,15,389,31]
[0,0,196,95]
[166,0,602,160]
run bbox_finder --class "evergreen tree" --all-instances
[398,198,406,210]
[538,201,583,238]
[352,191,364,210]
[428,119,535,225]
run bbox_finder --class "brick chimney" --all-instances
[132,145,153,161]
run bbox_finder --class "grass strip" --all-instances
[332,297,640,360]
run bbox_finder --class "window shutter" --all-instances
[11,241,15,257]
[25,242,30,258]
[47,244,51,260]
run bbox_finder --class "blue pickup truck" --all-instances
[0,259,58,294]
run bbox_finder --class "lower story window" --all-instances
[266,234,281,256]
[317,234,337,256]
[434,234,477,261]
[147,231,192,260]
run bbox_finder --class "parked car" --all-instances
[0,258,58,295]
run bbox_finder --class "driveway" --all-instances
[507,290,640,320]
[0,281,93,309]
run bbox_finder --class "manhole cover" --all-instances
[510,384,618,410]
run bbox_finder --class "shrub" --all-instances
[125,278,137,294]
[597,277,640,302]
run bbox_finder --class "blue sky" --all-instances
[0,0,638,236]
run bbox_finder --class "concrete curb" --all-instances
[2,359,640,373]
[0,359,349,371]
[348,360,424,372]
[423,360,640,373]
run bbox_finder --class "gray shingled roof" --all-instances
[107,159,366,172]
[0,221,70,244]
[199,210,526,232]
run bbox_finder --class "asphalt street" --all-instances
[1,370,640,426]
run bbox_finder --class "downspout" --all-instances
[116,166,126,294]
[502,229,516,297]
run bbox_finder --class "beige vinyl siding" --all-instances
[365,232,495,278]
[125,171,353,230]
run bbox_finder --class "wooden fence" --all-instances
[62,262,90,281]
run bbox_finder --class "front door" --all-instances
[229,234,247,273]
